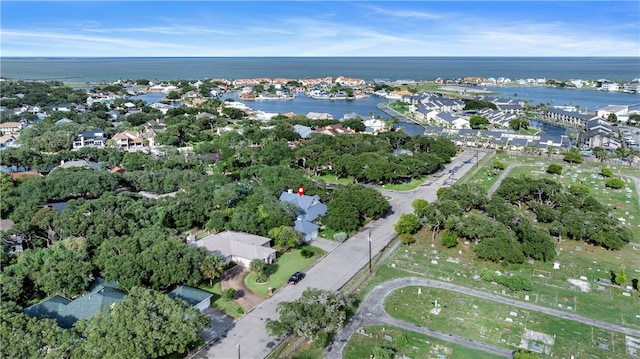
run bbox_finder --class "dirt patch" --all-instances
[220,265,267,312]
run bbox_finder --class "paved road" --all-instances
[191,152,481,359]
[327,278,513,359]
[327,277,640,358]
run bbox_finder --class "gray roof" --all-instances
[192,231,275,262]
[279,192,327,222]
[294,219,319,236]
[168,285,212,306]
[436,112,460,123]
[80,129,106,138]
[293,124,314,139]
[56,160,101,171]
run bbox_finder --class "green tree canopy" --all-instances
[265,288,353,343]
[75,287,209,358]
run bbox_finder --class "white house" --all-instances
[191,231,276,267]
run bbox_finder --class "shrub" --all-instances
[395,333,409,347]
[300,249,314,258]
[371,346,395,359]
[222,288,237,301]
[605,177,624,189]
[399,233,415,245]
[480,270,534,291]
[568,183,589,196]
[546,163,562,175]
[600,167,613,177]
[256,273,269,283]
[492,160,506,170]
[563,151,583,163]
[333,232,348,242]
[441,231,459,248]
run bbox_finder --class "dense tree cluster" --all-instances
[410,176,631,266]
[1,79,461,356]
[494,177,632,250]
[265,288,353,343]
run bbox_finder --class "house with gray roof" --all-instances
[279,190,327,242]
[168,285,212,312]
[293,124,314,139]
[55,159,102,171]
[24,282,125,329]
[191,231,276,267]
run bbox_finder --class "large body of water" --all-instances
[1,57,639,83]
[4,57,639,137]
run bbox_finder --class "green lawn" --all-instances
[383,233,639,330]
[198,281,245,318]
[380,177,425,191]
[343,325,503,359]
[244,245,326,297]
[385,286,631,358]
[314,173,354,185]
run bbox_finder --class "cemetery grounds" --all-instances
[345,154,640,358]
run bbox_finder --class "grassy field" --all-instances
[385,234,639,329]
[338,153,640,359]
[466,153,640,237]
[244,245,326,297]
[315,173,355,185]
[384,286,631,358]
[198,281,245,318]
[343,325,503,359]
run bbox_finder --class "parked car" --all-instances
[288,271,305,285]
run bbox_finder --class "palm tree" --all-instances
[201,254,225,287]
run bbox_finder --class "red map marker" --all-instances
[297,186,305,196]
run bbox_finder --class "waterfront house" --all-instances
[306,112,333,120]
[596,105,628,122]
[543,108,600,129]
[433,112,469,129]
[362,118,387,133]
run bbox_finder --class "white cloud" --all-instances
[363,5,444,20]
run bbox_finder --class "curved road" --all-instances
[327,277,640,358]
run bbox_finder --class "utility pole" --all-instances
[368,231,372,274]
[237,344,240,359]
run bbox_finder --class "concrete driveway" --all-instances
[220,265,266,312]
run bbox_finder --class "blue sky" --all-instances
[1,1,639,57]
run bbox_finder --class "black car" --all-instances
[288,272,305,285]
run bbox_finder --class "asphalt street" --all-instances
[327,277,640,358]
[191,151,480,359]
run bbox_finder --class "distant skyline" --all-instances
[1,1,639,57]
